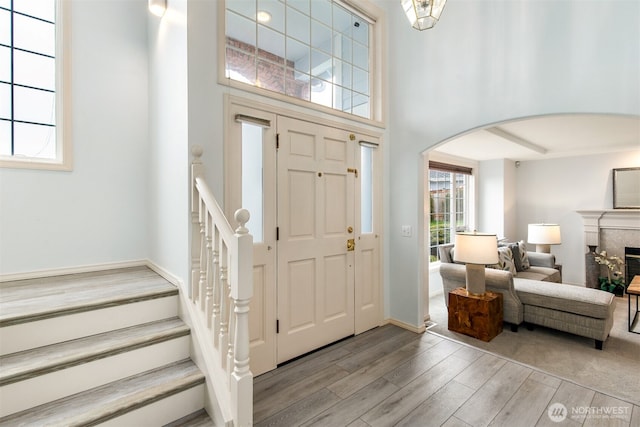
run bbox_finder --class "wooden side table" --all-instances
[448,288,503,342]
[628,275,640,334]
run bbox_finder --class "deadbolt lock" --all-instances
[347,238,355,251]
[347,226,353,233]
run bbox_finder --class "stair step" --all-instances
[164,409,216,427]
[0,266,177,327]
[0,317,190,387]
[0,359,205,426]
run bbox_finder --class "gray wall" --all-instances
[516,150,640,285]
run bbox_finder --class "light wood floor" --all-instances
[254,324,639,427]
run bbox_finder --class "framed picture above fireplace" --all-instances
[613,167,640,209]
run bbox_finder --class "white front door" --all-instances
[226,100,382,373]
[276,116,356,363]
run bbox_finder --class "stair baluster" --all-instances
[190,145,253,427]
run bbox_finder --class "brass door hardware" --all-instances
[347,238,355,251]
[347,168,358,178]
[347,226,353,234]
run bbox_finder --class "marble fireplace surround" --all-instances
[578,209,640,287]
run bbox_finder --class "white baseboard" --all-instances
[385,317,426,334]
[145,261,184,288]
[0,260,149,283]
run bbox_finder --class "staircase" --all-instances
[0,266,215,426]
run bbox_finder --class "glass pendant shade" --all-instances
[401,0,447,30]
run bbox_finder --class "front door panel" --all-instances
[276,117,355,363]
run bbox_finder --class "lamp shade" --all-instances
[528,224,562,245]
[453,232,499,265]
[401,0,447,31]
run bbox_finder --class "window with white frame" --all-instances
[428,162,473,262]
[0,0,70,170]
[224,0,374,120]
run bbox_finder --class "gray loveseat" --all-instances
[438,243,616,349]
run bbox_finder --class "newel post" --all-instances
[190,145,204,300]
[231,208,253,426]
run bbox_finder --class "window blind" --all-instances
[428,161,472,175]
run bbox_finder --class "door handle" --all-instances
[347,238,355,251]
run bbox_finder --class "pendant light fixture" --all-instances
[401,0,447,30]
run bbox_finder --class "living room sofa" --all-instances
[438,243,616,349]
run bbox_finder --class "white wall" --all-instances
[147,1,189,283]
[380,0,640,327]
[478,159,516,239]
[516,150,640,285]
[0,1,149,275]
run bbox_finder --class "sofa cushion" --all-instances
[516,266,561,283]
[515,280,615,319]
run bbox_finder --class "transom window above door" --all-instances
[224,0,375,120]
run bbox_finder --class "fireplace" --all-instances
[578,210,640,288]
[626,247,640,287]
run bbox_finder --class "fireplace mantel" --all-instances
[577,209,640,246]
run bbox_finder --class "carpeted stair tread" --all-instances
[0,317,190,386]
[0,359,204,426]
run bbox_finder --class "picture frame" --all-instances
[613,167,640,209]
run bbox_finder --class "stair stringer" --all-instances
[177,287,235,427]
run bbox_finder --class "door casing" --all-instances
[224,96,383,375]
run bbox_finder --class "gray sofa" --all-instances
[438,243,616,349]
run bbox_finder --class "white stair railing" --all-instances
[190,146,253,426]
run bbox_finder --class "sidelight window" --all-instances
[241,122,265,243]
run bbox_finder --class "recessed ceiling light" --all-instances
[257,10,271,23]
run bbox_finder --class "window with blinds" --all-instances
[428,161,473,261]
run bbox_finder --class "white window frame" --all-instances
[0,0,72,171]
[218,0,386,128]
[426,153,477,263]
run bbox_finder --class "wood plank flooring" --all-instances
[254,325,639,427]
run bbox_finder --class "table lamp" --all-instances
[528,224,561,253]
[453,232,499,296]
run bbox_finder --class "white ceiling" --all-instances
[432,114,640,162]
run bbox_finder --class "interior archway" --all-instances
[421,113,640,320]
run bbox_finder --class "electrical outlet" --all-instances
[401,225,412,237]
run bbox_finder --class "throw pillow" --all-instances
[509,243,524,272]
[488,247,516,275]
[518,240,530,269]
